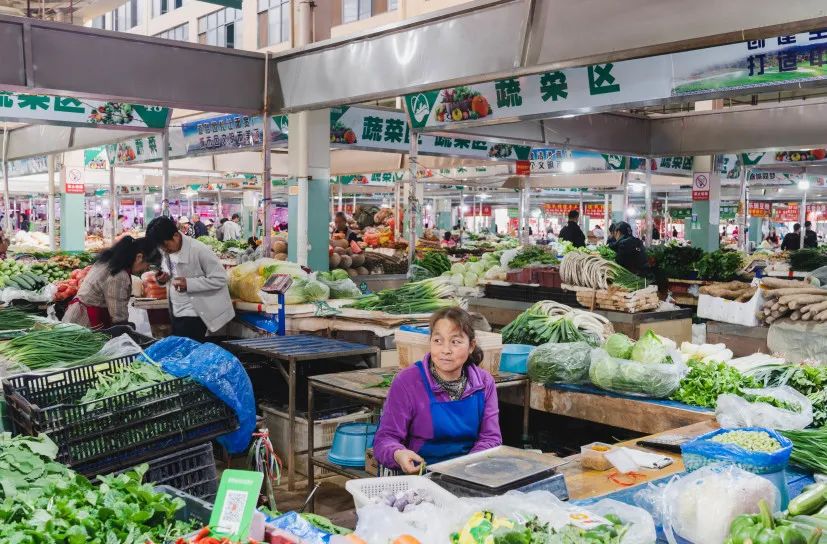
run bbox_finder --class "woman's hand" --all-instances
[393,449,424,474]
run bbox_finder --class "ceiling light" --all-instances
[626,207,637,217]
[560,160,576,173]
[798,179,811,191]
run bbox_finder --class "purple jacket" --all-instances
[373,354,502,469]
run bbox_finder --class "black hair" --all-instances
[220,218,228,224]
[231,213,240,220]
[805,221,812,228]
[568,209,580,220]
[794,223,801,231]
[145,216,179,244]
[443,231,452,241]
[429,307,484,367]
[616,221,633,237]
[608,223,616,233]
[335,212,347,221]
[97,236,159,276]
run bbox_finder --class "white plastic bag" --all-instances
[716,385,813,430]
[589,499,657,544]
[128,303,152,337]
[354,501,454,544]
[0,284,56,304]
[636,464,780,544]
[589,347,687,398]
[500,248,520,269]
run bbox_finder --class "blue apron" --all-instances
[415,360,485,465]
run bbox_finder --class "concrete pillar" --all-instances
[689,155,721,251]
[287,109,330,271]
[47,155,56,250]
[611,194,625,223]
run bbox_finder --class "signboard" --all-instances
[181,113,286,154]
[330,106,531,161]
[773,202,801,222]
[692,173,710,201]
[64,167,84,194]
[720,205,738,220]
[7,156,48,177]
[652,156,694,176]
[406,29,827,129]
[807,203,827,220]
[0,91,169,130]
[530,148,628,174]
[515,160,531,176]
[83,147,109,170]
[464,204,492,217]
[749,202,772,217]
[507,208,520,218]
[583,203,605,219]
[670,208,692,220]
[543,203,580,216]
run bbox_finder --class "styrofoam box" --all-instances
[260,404,372,477]
[394,328,503,375]
[697,287,763,327]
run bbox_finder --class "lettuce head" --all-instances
[604,333,634,359]
[630,330,668,364]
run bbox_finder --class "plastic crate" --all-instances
[345,475,458,509]
[2,355,238,476]
[99,325,157,348]
[538,267,562,289]
[156,484,213,525]
[260,403,372,477]
[123,442,218,501]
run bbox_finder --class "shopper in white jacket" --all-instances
[222,213,243,241]
[146,216,234,341]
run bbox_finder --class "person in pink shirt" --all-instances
[373,307,502,473]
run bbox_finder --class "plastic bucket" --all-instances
[328,423,378,468]
[499,344,534,374]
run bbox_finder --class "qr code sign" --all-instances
[217,490,249,534]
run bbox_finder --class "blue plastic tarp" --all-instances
[143,336,255,454]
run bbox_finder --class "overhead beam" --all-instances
[0,15,267,113]
[648,98,827,156]
[272,0,827,112]
[6,124,146,160]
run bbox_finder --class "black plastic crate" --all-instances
[122,442,218,501]
[157,484,213,525]
[2,355,238,476]
[99,325,157,348]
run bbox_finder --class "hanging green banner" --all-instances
[0,91,170,130]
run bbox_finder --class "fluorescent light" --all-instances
[478,193,490,200]
[798,179,811,190]
[630,182,645,193]
[560,160,576,173]
[626,207,637,217]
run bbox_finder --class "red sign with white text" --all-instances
[748,202,771,218]
[515,160,531,176]
[65,183,85,194]
[773,203,800,222]
[464,204,492,217]
[543,203,579,216]
[583,203,605,219]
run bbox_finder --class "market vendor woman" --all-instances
[373,307,502,473]
[63,236,158,328]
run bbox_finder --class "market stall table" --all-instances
[469,297,693,343]
[222,335,380,490]
[305,366,531,502]
[706,320,770,357]
[500,383,714,435]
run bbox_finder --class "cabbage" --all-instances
[630,330,669,364]
[451,263,466,275]
[484,265,507,281]
[604,333,634,359]
[331,269,350,281]
[468,262,485,276]
[317,276,361,298]
[463,272,479,287]
[527,342,592,385]
[589,347,685,397]
[450,273,464,286]
[284,282,306,304]
[299,278,330,302]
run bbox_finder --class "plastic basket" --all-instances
[2,355,238,476]
[99,325,157,348]
[680,427,792,474]
[345,475,458,509]
[156,484,213,525]
[123,442,218,501]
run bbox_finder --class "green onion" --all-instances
[347,277,459,314]
[0,307,38,332]
[780,427,827,474]
[0,324,109,370]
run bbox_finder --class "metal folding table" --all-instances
[222,335,379,489]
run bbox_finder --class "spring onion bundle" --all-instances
[347,276,459,314]
[560,252,648,291]
[501,301,613,346]
[780,427,827,474]
[0,324,109,370]
[0,307,37,332]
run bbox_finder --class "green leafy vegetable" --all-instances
[630,330,669,365]
[527,342,592,385]
[80,361,173,406]
[590,347,683,398]
[780,427,827,474]
[670,359,756,408]
[695,250,744,281]
[604,333,634,359]
[509,246,559,269]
